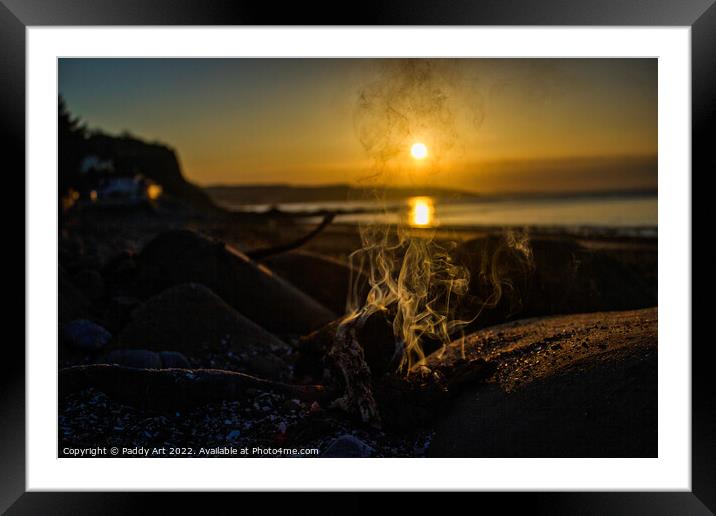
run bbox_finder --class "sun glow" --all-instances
[410,142,428,160]
[408,196,435,227]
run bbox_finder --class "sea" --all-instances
[221,193,658,235]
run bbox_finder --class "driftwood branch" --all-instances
[59,364,333,410]
[247,212,335,260]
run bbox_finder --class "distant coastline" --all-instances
[205,183,657,207]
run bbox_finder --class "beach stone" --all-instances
[73,269,105,301]
[62,319,112,351]
[321,435,374,458]
[158,351,191,369]
[116,283,287,356]
[137,230,336,335]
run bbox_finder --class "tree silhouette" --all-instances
[58,96,87,198]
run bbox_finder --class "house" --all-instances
[87,175,162,206]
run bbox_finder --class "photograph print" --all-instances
[57,58,657,458]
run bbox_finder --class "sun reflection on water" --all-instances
[408,196,436,227]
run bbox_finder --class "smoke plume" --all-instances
[341,60,487,372]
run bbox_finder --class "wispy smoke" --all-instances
[352,59,484,180]
[326,59,536,425]
[342,59,489,373]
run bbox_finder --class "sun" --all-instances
[410,142,428,160]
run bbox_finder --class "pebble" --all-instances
[158,351,190,369]
[62,319,112,351]
[321,435,374,458]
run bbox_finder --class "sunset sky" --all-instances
[59,58,657,194]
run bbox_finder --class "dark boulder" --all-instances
[453,234,657,330]
[263,251,368,316]
[137,230,336,335]
[426,308,658,457]
[429,352,657,457]
[116,283,287,356]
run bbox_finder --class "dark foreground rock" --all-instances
[263,250,364,315]
[116,283,287,356]
[137,230,336,335]
[425,307,657,457]
[453,235,657,330]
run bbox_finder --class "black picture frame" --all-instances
[3,0,710,512]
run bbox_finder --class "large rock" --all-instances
[263,251,366,315]
[426,308,658,457]
[116,283,287,355]
[452,234,657,330]
[137,230,336,335]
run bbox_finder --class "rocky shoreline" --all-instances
[59,206,657,457]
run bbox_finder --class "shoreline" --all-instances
[59,201,658,457]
